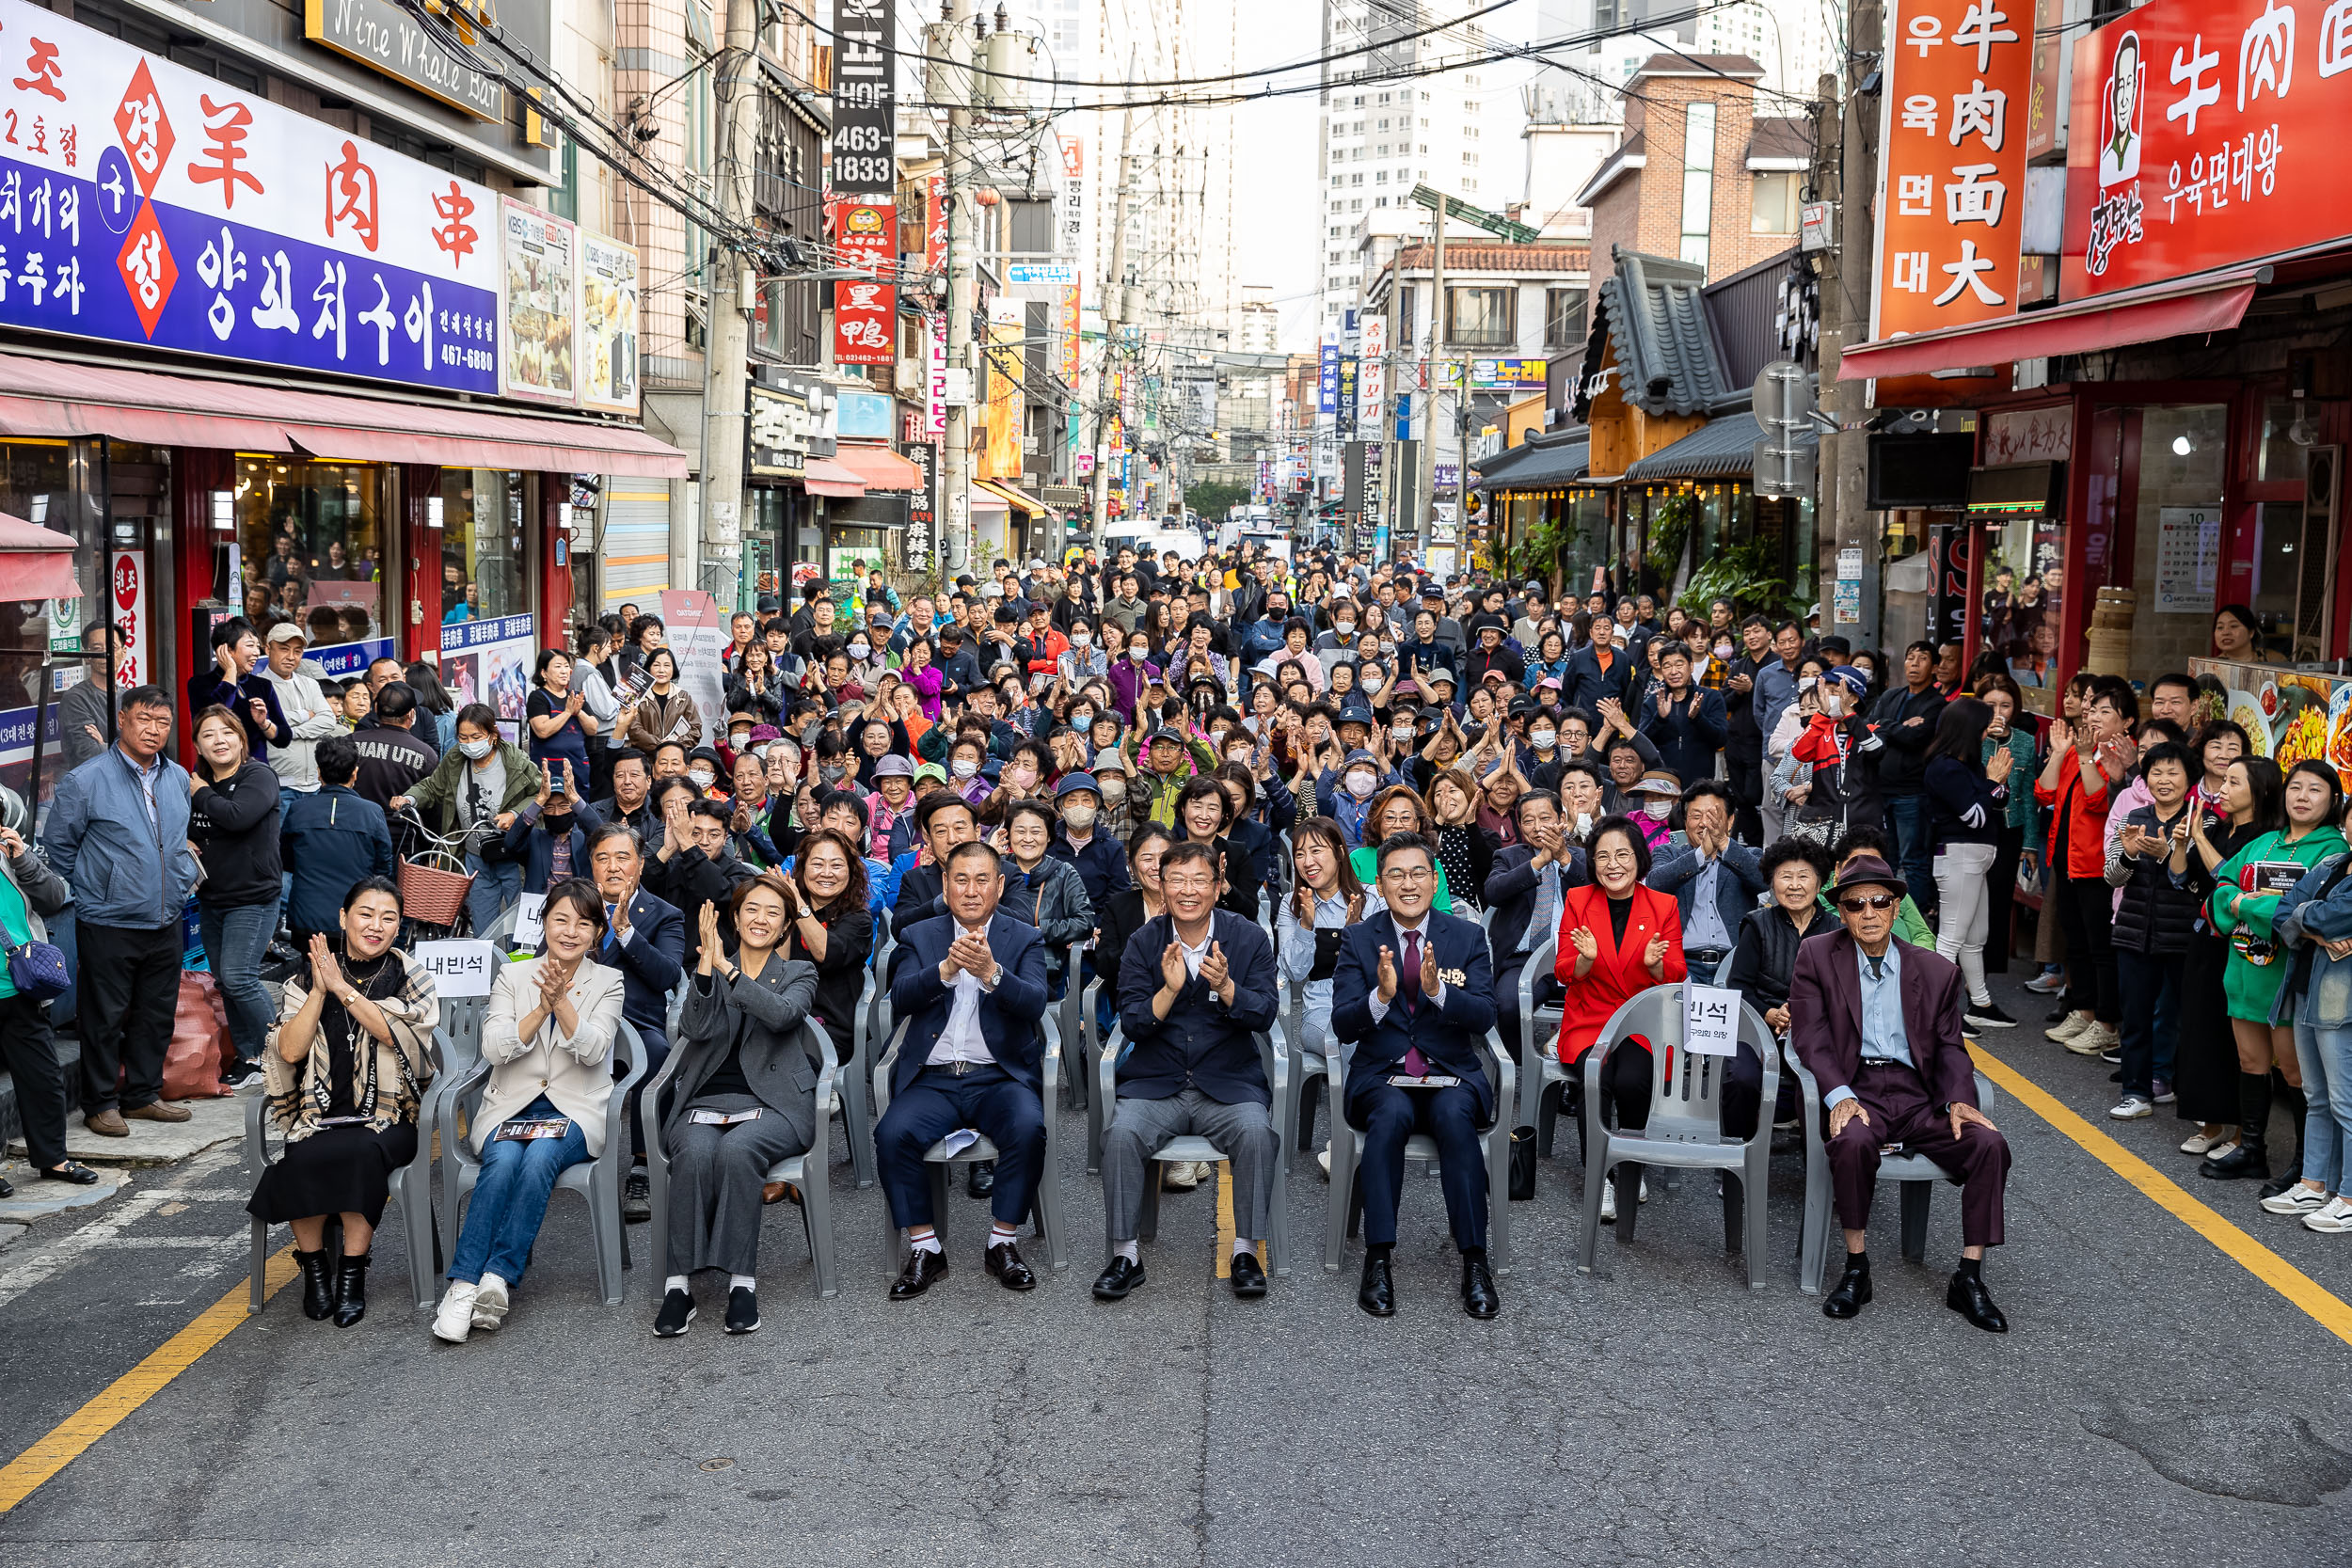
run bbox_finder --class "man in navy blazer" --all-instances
[1331,831,1502,1320]
[1093,842,1280,1303]
[878,839,1052,1299]
[588,821,687,1220]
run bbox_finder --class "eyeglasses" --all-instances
[1837,895,1898,912]
[1380,866,1437,882]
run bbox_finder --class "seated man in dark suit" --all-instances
[1484,790,1588,1120]
[877,839,1052,1299]
[888,788,997,1197]
[1331,832,1502,1320]
[1094,841,1281,1303]
[1789,855,2011,1332]
[587,822,687,1221]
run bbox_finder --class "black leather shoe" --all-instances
[2201,1138,2269,1181]
[890,1247,948,1300]
[330,1252,370,1328]
[623,1167,651,1223]
[1092,1256,1145,1301]
[295,1248,334,1321]
[984,1240,1036,1291]
[39,1161,101,1185]
[1358,1252,1395,1318]
[1946,1268,2009,1333]
[1822,1256,1872,1320]
[724,1285,761,1334]
[0,1175,11,1198]
[1230,1251,1267,1299]
[1459,1255,1499,1320]
[967,1159,996,1198]
[2257,1171,2301,1202]
[654,1288,696,1337]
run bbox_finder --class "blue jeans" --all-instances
[2295,1022,2352,1196]
[1886,795,1935,911]
[449,1094,591,1286]
[199,901,278,1062]
[2115,949,2183,1099]
[465,854,522,940]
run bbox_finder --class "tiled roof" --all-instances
[1389,242,1591,275]
[1573,245,1741,421]
[1624,410,1818,481]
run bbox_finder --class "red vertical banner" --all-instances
[925,172,946,274]
[833,199,897,365]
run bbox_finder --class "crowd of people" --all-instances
[17,543,2352,1338]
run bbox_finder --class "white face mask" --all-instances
[1064,802,1098,830]
[1070,630,1091,646]
[688,767,715,787]
[951,758,980,780]
[1335,621,1355,637]
[849,641,870,659]
[1099,776,1127,800]
[1346,768,1378,799]
[1128,648,1148,662]
[1391,725,1415,748]
[1530,728,1557,750]
[1642,800,1673,820]
[460,736,492,760]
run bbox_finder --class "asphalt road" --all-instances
[5,967,2352,1567]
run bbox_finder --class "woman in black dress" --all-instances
[1093,823,1176,1047]
[2169,742,2282,1159]
[247,877,440,1327]
[784,829,874,1060]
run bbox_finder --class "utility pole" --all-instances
[1089,103,1136,540]
[938,0,977,574]
[1821,0,1883,650]
[1430,198,1447,572]
[700,0,758,610]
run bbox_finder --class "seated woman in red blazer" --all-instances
[1554,816,1687,1166]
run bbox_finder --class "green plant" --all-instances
[1510,511,1568,588]
[1645,492,1697,581]
[1681,537,1804,619]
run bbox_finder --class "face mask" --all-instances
[460,736,492,760]
[849,641,870,659]
[1574,812,1595,837]
[1335,621,1355,637]
[1071,631,1091,647]
[1798,675,1818,693]
[688,767,715,788]
[820,764,847,784]
[1099,777,1127,800]
[1071,709,1093,728]
[1346,768,1378,799]
[1209,726,1232,746]
[1530,728,1556,750]
[1064,802,1098,830]
[732,732,753,750]
[1392,725,1415,748]
[1009,767,1038,787]
[951,758,980,780]
[1715,641,1734,659]
[752,742,772,759]
[1128,648,1148,662]
[1643,800,1673,820]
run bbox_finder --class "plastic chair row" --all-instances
[1094,1021,1293,1275]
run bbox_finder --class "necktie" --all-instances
[1399,928,1430,1076]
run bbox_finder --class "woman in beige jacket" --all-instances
[622,646,703,754]
[432,879,626,1342]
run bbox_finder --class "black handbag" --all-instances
[1508,1126,1538,1201]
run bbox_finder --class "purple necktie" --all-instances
[1400,928,1430,1076]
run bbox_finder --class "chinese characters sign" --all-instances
[1871,0,2034,341]
[832,198,895,365]
[2061,0,2327,297]
[0,0,498,394]
[830,0,895,198]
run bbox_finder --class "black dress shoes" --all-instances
[1230,1251,1267,1298]
[1947,1268,2009,1333]
[967,1159,996,1197]
[40,1161,100,1185]
[984,1240,1036,1291]
[1092,1256,1145,1300]
[294,1247,334,1321]
[2201,1138,2268,1180]
[1357,1252,1395,1318]
[890,1247,948,1300]
[1460,1255,1499,1320]
[330,1252,370,1328]
[1821,1255,1872,1320]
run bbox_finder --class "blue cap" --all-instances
[1054,770,1101,800]
[1336,703,1375,728]
[1822,664,1868,698]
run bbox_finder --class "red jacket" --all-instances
[1552,882,1687,1063]
[2034,748,2115,880]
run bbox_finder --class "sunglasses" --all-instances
[1837,894,1898,912]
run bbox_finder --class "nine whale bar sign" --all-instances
[304,0,505,122]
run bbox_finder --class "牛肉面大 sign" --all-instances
[0,0,499,395]
[2062,0,2335,297]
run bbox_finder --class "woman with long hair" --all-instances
[246,878,439,1327]
[1973,673,2040,979]
[1925,696,2016,1029]
[1092,823,1175,1052]
[783,828,873,1060]
[190,705,281,1084]
[1278,816,1385,1152]
[623,647,703,753]
[2171,758,2286,1163]
[2273,796,2352,1230]
[527,646,597,783]
[404,659,457,752]
[1426,768,1494,913]
[725,641,785,727]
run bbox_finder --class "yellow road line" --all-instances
[1214,1161,1236,1278]
[1973,1043,2352,1349]
[0,1246,297,1513]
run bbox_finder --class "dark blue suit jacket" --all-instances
[601,886,686,1049]
[1115,911,1279,1106]
[1331,911,1499,1121]
[887,911,1051,1096]
[1564,644,1635,714]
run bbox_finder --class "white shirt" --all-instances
[928,922,1000,1067]
[1366,911,1448,1023]
[1172,917,1215,979]
[258,666,339,792]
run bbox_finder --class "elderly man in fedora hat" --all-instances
[1788,854,2012,1332]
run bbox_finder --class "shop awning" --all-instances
[0,352,688,476]
[0,512,83,599]
[977,479,1043,515]
[1623,411,1817,481]
[828,441,924,491]
[1476,437,1589,493]
[802,458,866,499]
[1835,267,2265,382]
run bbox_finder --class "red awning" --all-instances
[802,457,866,499]
[1836,268,2265,381]
[0,512,82,599]
[828,441,923,491]
[0,352,688,476]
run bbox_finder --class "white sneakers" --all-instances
[471,1273,511,1330]
[2108,1095,2153,1120]
[1597,1171,1649,1223]
[2066,1022,2121,1056]
[2261,1182,2330,1216]
[2047,1012,2093,1044]
[431,1282,478,1344]
[2303,1196,2352,1233]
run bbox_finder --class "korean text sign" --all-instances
[0,0,499,393]
[2061,0,2321,297]
[1871,0,2035,340]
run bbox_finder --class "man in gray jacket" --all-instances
[43,686,202,1135]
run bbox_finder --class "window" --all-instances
[441,469,528,626]
[1378,118,1390,129]
[1445,285,1515,347]
[1375,195,1388,206]
[1351,172,1363,184]
[1680,102,1717,272]
[1751,170,1801,233]
[1350,198,1363,211]
[1544,287,1588,349]
[237,455,395,646]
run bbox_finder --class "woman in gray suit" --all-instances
[655,871,818,1338]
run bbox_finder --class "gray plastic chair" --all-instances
[1097,1025,1292,1275]
[1080,974,1111,1175]
[1321,1028,1518,1275]
[244,1028,444,1314]
[641,1019,843,1299]
[1518,932,1569,1144]
[1058,936,1093,1116]
[870,1016,1067,1273]
[1575,983,1780,1287]
[438,993,490,1083]
[836,966,877,1189]
[1782,1042,1998,1294]
[433,1021,647,1307]
[1278,973,1327,1153]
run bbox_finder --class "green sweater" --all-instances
[2212,824,2350,1022]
